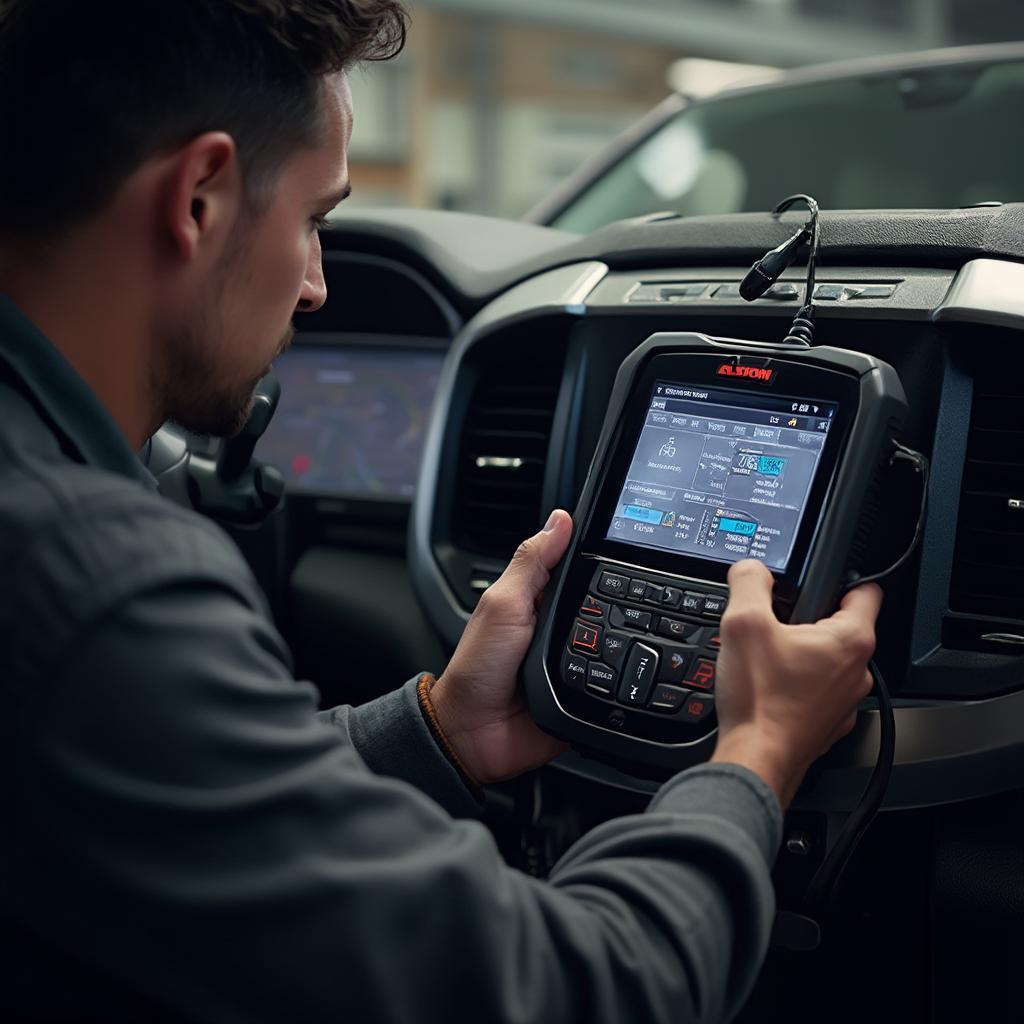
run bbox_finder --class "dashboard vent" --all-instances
[950,354,1024,622]
[453,361,562,561]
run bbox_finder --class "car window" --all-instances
[552,59,1024,232]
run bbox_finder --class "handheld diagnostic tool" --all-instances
[522,332,907,776]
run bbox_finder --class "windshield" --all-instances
[552,59,1024,233]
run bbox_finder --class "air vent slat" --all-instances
[467,429,550,443]
[464,479,542,494]
[952,596,1024,620]
[950,350,1024,623]
[970,396,1024,432]
[451,350,563,560]
[473,404,555,416]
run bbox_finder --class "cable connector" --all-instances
[741,193,821,347]
[739,228,810,301]
[841,439,929,592]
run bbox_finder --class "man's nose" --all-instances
[296,234,327,313]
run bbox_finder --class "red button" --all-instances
[685,658,716,691]
[571,620,602,655]
[683,694,715,722]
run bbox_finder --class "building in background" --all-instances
[340,0,1024,221]
[345,11,676,219]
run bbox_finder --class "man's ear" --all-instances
[162,132,241,263]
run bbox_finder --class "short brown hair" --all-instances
[0,0,408,237]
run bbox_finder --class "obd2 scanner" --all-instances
[522,332,908,778]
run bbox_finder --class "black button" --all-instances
[617,642,659,707]
[764,282,799,300]
[610,605,652,631]
[627,578,648,600]
[659,586,683,610]
[602,631,630,668]
[598,571,629,598]
[561,651,588,690]
[586,662,617,696]
[649,683,690,713]
[854,284,896,299]
[643,583,665,605]
[684,658,717,692]
[681,592,706,615]
[813,283,847,301]
[682,693,715,723]
[656,617,699,642]
[580,594,610,619]
[657,644,693,686]
[570,620,602,657]
[703,594,727,618]
[660,283,707,300]
[712,283,742,299]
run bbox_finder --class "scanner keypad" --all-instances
[560,565,727,730]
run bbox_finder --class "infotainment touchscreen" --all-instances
[257,344,444,499]
[606,380,838,571]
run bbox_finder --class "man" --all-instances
[0,2,880,1021]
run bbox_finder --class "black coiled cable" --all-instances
[782,309,815,348]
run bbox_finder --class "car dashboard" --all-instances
[393,221,1021,812]
[239,205,1024,1021]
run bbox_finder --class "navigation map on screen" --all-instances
[606,380,837,571]
[257,345,444,498]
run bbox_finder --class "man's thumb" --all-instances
[536,509,573,570]
[498,509,572,598]
[724,558,776,621]
[479,511,573,621]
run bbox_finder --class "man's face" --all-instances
[163,74,352,437]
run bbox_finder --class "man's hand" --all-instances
[429,510,573,785]
[711,560,882,808]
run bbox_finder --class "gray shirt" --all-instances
[0,292,783,1023]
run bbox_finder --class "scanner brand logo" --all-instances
[717,363,776,384]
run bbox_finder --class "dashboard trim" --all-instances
[909,351,972,662]
[804,690,1024,812]
[933,258,1024,331]
[321,249,463,337]
[587,266,955,321]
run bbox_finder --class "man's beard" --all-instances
[159,273,294,439]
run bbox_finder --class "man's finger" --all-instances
[824,583,884,634]
[723,560,776,625]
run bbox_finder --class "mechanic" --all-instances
[0,2,880,1022]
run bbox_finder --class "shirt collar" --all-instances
[0,291,157,489]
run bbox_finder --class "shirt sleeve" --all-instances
[10,504,783,1024]
[319,677,483,818]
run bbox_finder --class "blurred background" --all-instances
[338,0,1023,223]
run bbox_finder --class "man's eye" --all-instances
[310,214,331,233]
